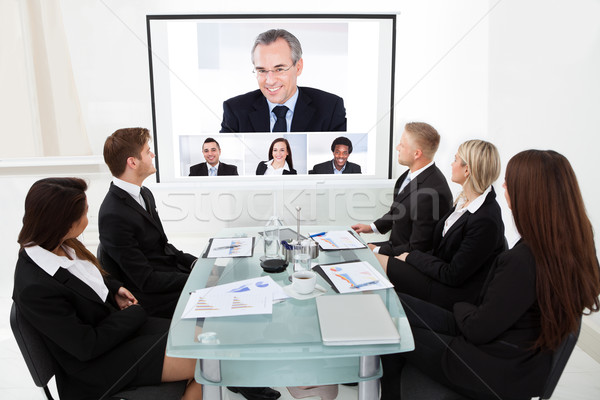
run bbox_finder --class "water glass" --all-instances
[293,243,311,272]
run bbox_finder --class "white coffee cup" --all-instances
[292,270,317,294]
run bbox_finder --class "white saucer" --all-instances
[283,283,327,300]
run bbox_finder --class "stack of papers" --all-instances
[315,261,393,293]
[182,277,288,319]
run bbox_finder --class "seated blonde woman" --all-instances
[376,139,505,309]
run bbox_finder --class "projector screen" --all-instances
[147,14,396,182]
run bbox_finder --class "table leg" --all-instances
[200,359,223,400]
[358,355,380,400]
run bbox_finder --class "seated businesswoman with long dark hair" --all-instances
[256,137,297,175]
[376,140,505,309]
[381,150,600,400]
[12,178,202,400]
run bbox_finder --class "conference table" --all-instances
[167,226,414,400]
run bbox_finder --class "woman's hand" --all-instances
[115,287,138,310]
[395,252,409,262]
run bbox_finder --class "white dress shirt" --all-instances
[112,177,146,211]
[25,245,109,302]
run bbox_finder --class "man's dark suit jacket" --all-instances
[373,163,452,256]
[13,250,167,400]
[220,87,346,132]
[309,160,362,174]
[98,183,196,318]
[387,187,506,309]
[256,161,297,175]
[189,161,238,176]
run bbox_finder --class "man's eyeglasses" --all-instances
[253,64,295,78]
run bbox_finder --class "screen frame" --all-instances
[146,13,397,182]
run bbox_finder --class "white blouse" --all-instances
[25,245,109,302]
[263,160,290,175]
[442,186,492,237]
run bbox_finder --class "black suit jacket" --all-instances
[256,161,297,175]
[443,241,552,399]
[189,161,239,176]
[220,87,346,132]
[98,183,196,318]
[309,160,362,174]
[389,188,505,309]
[373,164,453,256]
[12,250,165,400]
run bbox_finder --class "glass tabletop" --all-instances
[167,226,414,361]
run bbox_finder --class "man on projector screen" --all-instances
[189,137,239,176]
[220,28,346,133]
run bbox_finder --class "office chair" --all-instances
[540,318,582,399]
[401,365,469,400]
[401,319,582,400]
[10,302,187,400]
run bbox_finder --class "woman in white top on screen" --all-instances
[256,137,298,175]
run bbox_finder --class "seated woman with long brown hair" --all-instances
[12,178,202,400]
[381,150,600,399]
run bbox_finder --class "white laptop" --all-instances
[316,294,401,346]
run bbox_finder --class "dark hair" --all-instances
[505,150,600,350]
[331,136,353,154]
[203,137,220,149]
[252,29,303,65]
[268,138,294,169]
[404,122,440,159]
[103,127,150,177]
[18,178,104,272]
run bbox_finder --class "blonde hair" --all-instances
[456,140,501,198]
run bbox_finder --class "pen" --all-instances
[352,280,379,289]
[309,232,326,238]
[212,244,241,250]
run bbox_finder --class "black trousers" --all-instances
[381,293,460,399]
[381,294,530,400]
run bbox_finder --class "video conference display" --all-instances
[147,14,396,182]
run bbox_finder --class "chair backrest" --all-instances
[10,302,57,400]
[540,318,582,399]
[97,243,125,282]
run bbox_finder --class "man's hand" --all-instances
[351,223,373,234]
[115,287,138,310]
